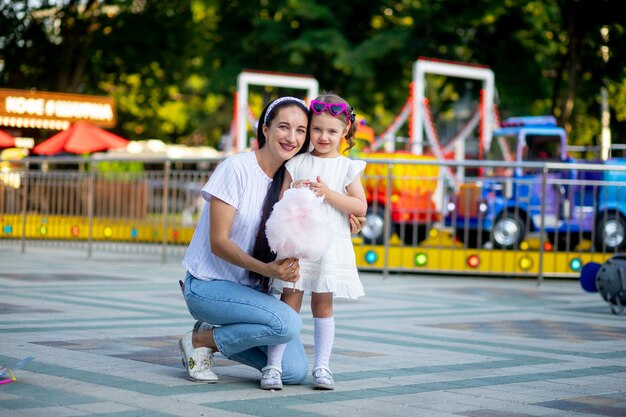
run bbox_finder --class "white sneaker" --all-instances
[260,366,283,390]
[312,366,334,390]
[179,331,218,383]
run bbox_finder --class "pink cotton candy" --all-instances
[266,187,332,261]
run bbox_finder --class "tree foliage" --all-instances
[1,0,625,148]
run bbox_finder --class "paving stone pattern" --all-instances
[0,246,625,417]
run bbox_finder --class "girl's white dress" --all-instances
[273,153,366,299]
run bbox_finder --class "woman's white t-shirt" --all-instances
[182,152,272,287]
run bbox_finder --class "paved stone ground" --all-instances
[0,245,625,417]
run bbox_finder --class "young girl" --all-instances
[260,93,367,390]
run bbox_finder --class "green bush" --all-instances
[94,161,145,180]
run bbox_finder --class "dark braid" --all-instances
[249,98,309,292]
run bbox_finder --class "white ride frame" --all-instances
[236,70,319,153]
[412,58,496,158]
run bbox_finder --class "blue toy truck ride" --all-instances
[446,115,626,252]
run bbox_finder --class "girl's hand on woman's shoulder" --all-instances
[270,258,301,282]
[349,213,366,235]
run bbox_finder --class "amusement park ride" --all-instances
[357,58,498,245]
[2,58,624,280]
[224,59,623,279]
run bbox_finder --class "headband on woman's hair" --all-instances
[263,96,307,125]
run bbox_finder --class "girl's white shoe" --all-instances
[312,366,334,390]
[260,366,283,390]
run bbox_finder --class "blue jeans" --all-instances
[182,272,308,384]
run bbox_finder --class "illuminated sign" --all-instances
[0,88,117,130]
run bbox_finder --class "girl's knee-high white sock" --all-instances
[266,343,287,370]
[314,316,335,369]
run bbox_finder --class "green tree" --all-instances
[1,0,625,149]
[0,0,227,145]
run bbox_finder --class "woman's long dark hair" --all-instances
[250,98,309,292]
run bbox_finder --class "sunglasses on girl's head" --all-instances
[310,100,352,121]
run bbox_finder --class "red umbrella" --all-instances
[0,129,15,148]
[33,122,129,155]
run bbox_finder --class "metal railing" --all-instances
[354,157,626,280]
[0,156,220,262]
[2,155,625,279]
